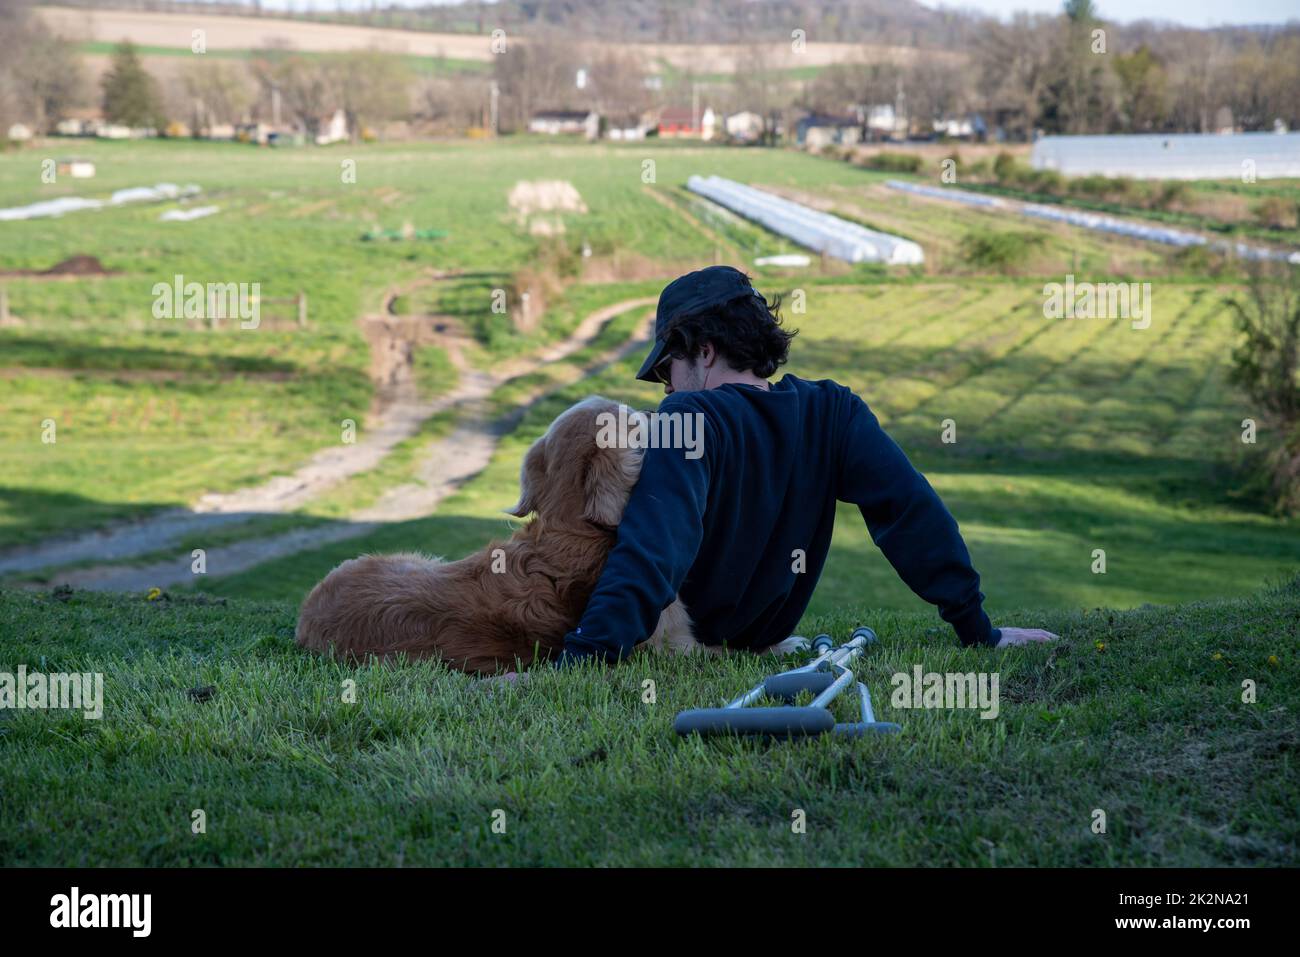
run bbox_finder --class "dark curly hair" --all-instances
[661,285,798,379]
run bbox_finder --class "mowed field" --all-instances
[2,135,1299,867]
[0,136,1297,617]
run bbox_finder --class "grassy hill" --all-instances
[1,578,1296,866]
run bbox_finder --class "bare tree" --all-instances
[492,38,584,132]
[325,50,413,141]
[250,48,334,138]
[0,0,86,134]
[181,59,254,131]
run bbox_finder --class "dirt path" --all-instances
[3,295,656,589]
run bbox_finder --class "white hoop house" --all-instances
[687,174,924,265]
[1031,132,1300,181]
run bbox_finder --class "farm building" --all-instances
[657,105,717,139]
[796,113,862,148]
[604,113,655,141]
[528,110,600,139]
[724,111,765,142]
[315,109,349,145]
[1032,132,1300,180]
[862,104,907,140]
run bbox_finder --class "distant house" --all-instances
[657,105,716,140]
[236,122,270,145]
[53,110,103,138]
[724,111,765,143]
[6,123,33,142]
[605,112,654,141]
[796,112,862,148]
[860,104,908,141]
[529,110,600,140]
[203,123,237,141]
[315,109,348,145]
[933,115,982,140]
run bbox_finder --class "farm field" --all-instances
[1,137,1297,616]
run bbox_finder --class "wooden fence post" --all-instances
[297,291,308,327]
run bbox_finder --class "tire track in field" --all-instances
[0,294,656,586]
[900,295,1063,422]
[977,291,1206,432]
[1154,294,1239,451]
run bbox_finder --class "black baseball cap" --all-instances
[635,265,768,383]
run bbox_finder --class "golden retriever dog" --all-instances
[295,396,703,674]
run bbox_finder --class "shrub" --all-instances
[1227,263,1300,515]
[1253,196,1300,230]
[1024,169,1065,194]
[1069,175,1113,198]
[1154,181,1191,211]
[959,229,1046,271]
[864,151,924,173]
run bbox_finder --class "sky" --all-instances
[242,1,1299,29]
[928,0,1299,27]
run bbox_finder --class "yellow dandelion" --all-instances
[1267,655,1280,668]
[1095,641,1105,651]
[146,587,162,601]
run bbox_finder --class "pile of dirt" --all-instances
[43,255,110,275]
[1,255,115,278]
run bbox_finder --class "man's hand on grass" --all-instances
[995,627,1059,647]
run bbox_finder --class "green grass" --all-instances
[196,277,1299,614]
[0,138,947,549]
[3,137,1299,867]
[1,579,1295,866]
[77,41,490,76]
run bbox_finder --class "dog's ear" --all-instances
[583,420,642,526]
[506,434,547,517]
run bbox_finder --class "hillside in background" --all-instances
[38,0,978,46]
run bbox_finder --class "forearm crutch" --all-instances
[674,626,902,738]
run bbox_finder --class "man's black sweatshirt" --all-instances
[559,374,1000,664]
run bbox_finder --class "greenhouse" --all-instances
[687,174,924,265]
[884,179,1300,264]
[1031,132,1300,181]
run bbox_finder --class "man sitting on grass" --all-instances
[501,265,1057,681]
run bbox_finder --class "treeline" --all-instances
[46,0,1298,50]
[803,1,1300,136]
[4,0,1299,141]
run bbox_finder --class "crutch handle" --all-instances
[762,670,836,701]
[674,706,835,738]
